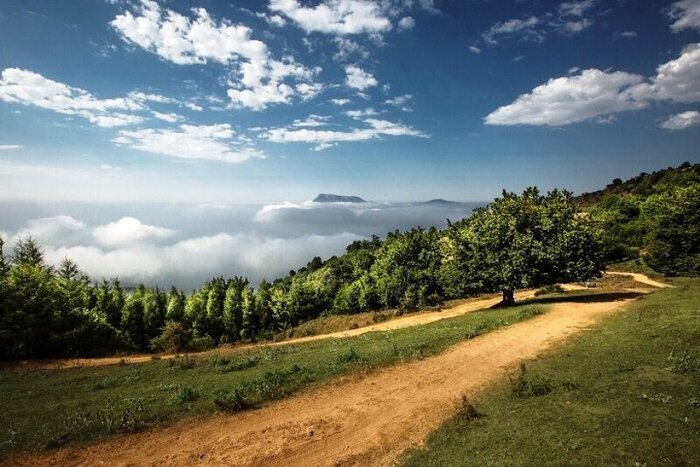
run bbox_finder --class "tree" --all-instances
[454,188,603,304]
[12,237,46,268]
[121,286,147,348]
[645,185,700,276]
[255,280,274,331]
[165,286,186,322]
[241,284,258,339]
[222,279,244,341]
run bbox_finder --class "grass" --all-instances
[401,278,700,466]
[271,293,500,341]
[0,298,550,457]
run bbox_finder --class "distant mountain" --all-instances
[313,193,366,203]
[421,198,463,207]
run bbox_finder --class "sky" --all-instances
[0,0,699,288]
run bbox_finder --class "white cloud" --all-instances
[0,144,23,150]
[669,0,700,32]
[93,216,174,246]
[345,65,378,90]
[618,31,638,38]
[482,16,542,45]
[151,111,184,122]
[558,0,595,18]
[469,45,481,54]
[113,124,264,163]
[9,215,87,246]
[291,114,331,127]
[486,44,700,126]
[330,98,351,105]
[268,0,392,35]
[385,94,412,106]
[484,69,646,126]
[661,110,700,130]
[261,117,428,150]
[255,12,287,27]
[345,107,380,118]
[112,0,320,110]
[0,68,143,127]
[398,16,415,30]
[333,37,370,62]
[632,43,700,103]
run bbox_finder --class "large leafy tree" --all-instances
[453,188,603,304]
[645,185,700,276]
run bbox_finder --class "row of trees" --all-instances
[1,187,606,359]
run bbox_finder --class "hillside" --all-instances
[575,161,699,207]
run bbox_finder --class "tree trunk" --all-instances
[502,289,515,305]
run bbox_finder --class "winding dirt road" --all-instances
[15,288,651,466]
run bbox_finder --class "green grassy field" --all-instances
[402,278,700,466]
[0,300,549,457]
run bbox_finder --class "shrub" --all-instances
[213,388,250,412]
[335,346,361,365]
[169,385,200,405]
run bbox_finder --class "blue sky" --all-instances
[0,0,698,205]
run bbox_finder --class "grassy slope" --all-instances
[402,278,700,466]
[0,300,549,457]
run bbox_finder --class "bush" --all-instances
[149,321,192,353]
[169,385,200,405]
[213,388,250,412]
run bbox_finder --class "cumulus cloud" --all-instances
[268,0,392,35]
[0,68,144,127]
[111,0,321,110]
[8,215,87,246]
[345,65,378,90]
[93,216,174,246]
[668,0,700,32]
[485,44,700,126]
[632,43,700,103]
[261,117,428,150]
[660,110,700,130]
[113,124,264,163]
[484,69,645,126]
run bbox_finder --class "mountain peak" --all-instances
[313,193,366,203]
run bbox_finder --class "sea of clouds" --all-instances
[0,199,480,290]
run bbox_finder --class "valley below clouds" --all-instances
[0,199,478,289]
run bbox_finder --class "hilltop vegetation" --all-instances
[577,161,700,275]
[0,163,697,360]
[0,188,600,359]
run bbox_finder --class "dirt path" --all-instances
[16,292,642,466]
[606,271,671,288]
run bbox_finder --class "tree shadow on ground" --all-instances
[490,291,647,309]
